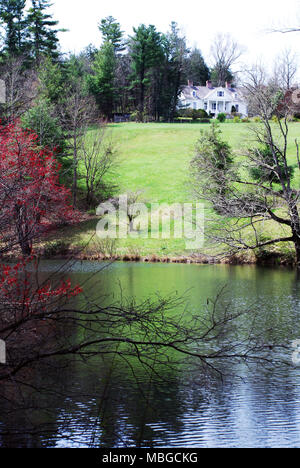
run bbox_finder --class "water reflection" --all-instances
[1,262,300,448]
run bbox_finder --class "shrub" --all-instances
[44,240,71,258]
[217,113,226,123]
[233,116,241,123]
[198,118,211,123]
[21,98,67,164]
[130,111,138,122]
[253,116,261,123]
[177,108,209,120]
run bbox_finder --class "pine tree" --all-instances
[0,0,28,56]
[87,41,116,118]
[161,22,189,121]
[184,48,210,86]
[98,16,124,53]
[26,0,64,62]
[129,24,164,121]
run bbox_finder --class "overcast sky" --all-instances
[46,0,300,76]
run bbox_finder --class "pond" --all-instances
[1,261,300,448]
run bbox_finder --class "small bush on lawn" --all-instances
[217,113,226,123]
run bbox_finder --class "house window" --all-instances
[235,104,239,112]
[212,102,216,110]
[193,91,196,98]
[204,102,208,110]
[217,91,224,97]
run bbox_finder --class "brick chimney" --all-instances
[225,82,232,89]
[206,80,212,88]
[188,80,193,87]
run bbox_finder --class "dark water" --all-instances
[1,261,300,448]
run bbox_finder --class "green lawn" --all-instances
[111,122,252,204]
[50,121,300,261]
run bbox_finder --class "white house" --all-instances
[178,80,248,118]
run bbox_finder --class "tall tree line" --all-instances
[87,17,211,122]
[0,4,243,205]
[0,4,240,122]
[0,0,64,62]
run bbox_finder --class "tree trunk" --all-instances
[290,202,300,269]
[293,237,300,269]
[73,132,78,207]
[15,206,33,256]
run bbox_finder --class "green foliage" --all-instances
[195,122,234,170]
[191,123,234,213]
[233,116,241,123]
[26,0,65,62]
[0,0,28,57]
[21,97,71,181]
[217,112,226,123]
[210,65,234,88]
[249,143,295,186]
[129,24,164,119]
[87,41,116,118]
[98,16,124,52]
[37,56,65,104]
[157,22,189,121]
[177,108,208,119]
[21,97,65,152]
[43,240,71,258]
[183,47,210,86]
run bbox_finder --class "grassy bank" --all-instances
[43,121,300,264]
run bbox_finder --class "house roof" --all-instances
[180,84,245,102]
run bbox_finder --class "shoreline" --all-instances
[37,249,296,267]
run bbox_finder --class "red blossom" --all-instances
[0,257,83,312]
[0,122,80,255]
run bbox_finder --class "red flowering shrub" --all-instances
[0,256,83,374]
[0,122,79,255]
[0,256,82,312]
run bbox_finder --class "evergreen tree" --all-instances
[160,22,189,121]
[26,0,64,62]
[0,0,28,56]
[129,24,164,121]
[38,55,65,104]
[210,65,234,87]
[184,48,210,85]
[87,41,116,118]
[98,16,124,53]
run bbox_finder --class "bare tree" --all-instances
[59,83,97,207]
[105,190,146,232]
[273,48,298,89]
[210,33,245,86]
[80,124,118,207]
[0,56,37,123]
[0,258,288,386]
[190,70,300,268]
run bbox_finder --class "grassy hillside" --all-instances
[46,121,300,262]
